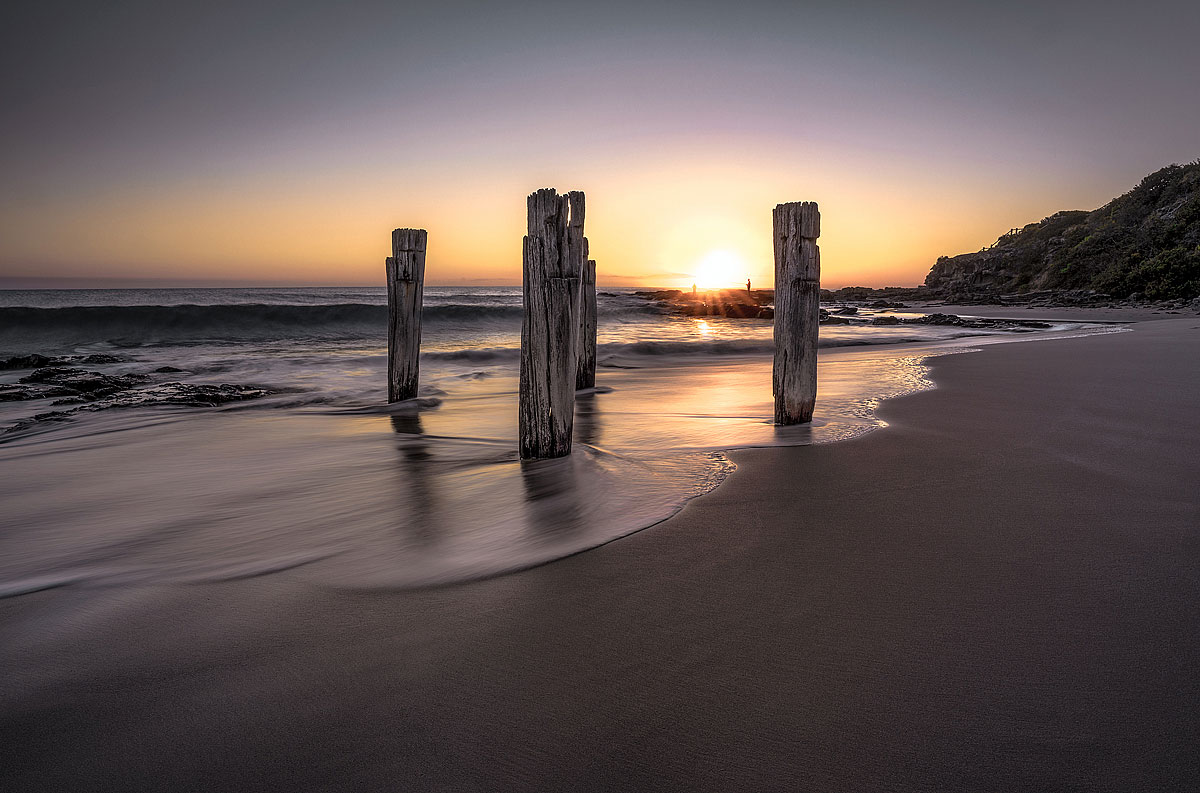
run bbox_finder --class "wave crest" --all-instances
[0,303,525,347]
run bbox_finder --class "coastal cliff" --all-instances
[926,162,1200,301]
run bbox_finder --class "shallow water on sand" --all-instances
[0,288,1122,593]
[0,335,1114,595]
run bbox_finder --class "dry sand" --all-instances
[3,316,1198,791]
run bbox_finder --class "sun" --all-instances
[692,249,746,289]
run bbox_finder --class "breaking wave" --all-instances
[0,299,673,352]
[0,303,525,349]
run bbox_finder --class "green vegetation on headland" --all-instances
[926,161,1200,301]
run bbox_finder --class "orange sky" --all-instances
[0,144,1157,290]
[2,2,1196,289]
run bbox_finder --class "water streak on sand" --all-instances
[0,288,1123,593]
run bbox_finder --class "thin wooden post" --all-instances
[772,202,820,424]
[576,248,597,390]
[386,228,426,402]
[520,189,584,459]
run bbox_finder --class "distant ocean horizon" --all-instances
[0,280,679,290]
[0,279,928,290]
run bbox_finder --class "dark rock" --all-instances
[0,354,56,370]
[17,367,151,404]
[634,288,775,319]
[824,286,929,303]
[20,368,148,395]
[871,316,902,326]
[2,379,272,438]
[154,366,185,373]
[677,301,772,319]
[19,367,85,384]
[41,386,82,398]
[0,386,36,402]
[907,313,966,326]
[833,306,858,315]
[135,383,270,407]
[1,353,125,371]
[897,313,1055,331]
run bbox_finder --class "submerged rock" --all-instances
[2,380,272,438]
[3,363,271,439]
[2,410,76,436]
[897,313,1054,330]
[0,353,126,370]
[50,396,89,406]
[20,366,83,383]
[144,383,270,407]
[0,385,37,402]
[0,354,56,370]
[907,313,967,326]
[19,367,149,397]
[632,289,685,301]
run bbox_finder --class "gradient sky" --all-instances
[2,0,1197,288]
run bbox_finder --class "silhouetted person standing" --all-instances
[746,279,751,294]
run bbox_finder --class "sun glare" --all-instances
[693,249,746,289]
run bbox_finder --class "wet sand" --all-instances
[3,317,1199,791]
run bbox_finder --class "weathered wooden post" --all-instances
[386,228,426,402]
[772,202,820,424]
[576,248,597,390]
[519,189,585,459]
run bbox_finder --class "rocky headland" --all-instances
[924,161,1200,306]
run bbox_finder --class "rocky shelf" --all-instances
[0,355,270,437]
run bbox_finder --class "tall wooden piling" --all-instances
[520,188,585,458]
[772,202,820,424]
[576,249,597,390]
[386,228,427,402]
[519,189,585,459]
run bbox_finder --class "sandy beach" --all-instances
[6,1,1199,789]
[3,312,1198,791]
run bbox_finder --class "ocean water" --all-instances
[0,287,1109,593]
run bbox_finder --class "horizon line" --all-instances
[0,279,926,291]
